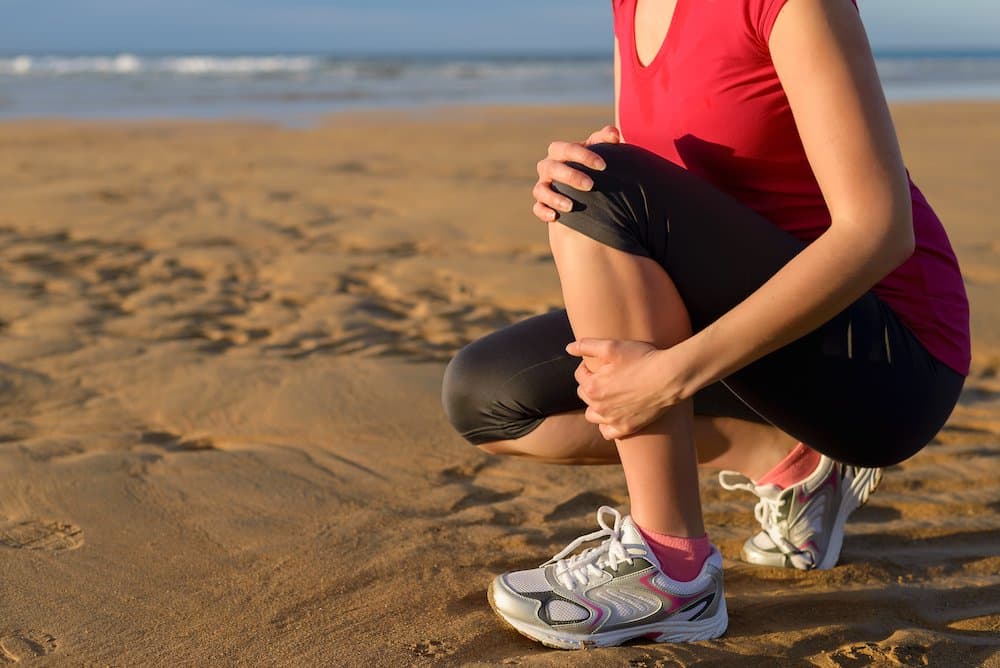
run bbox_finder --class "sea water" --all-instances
[1,51,999,123]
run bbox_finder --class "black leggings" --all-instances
[441,144,964,468]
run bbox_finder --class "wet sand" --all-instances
[0,103,997,666]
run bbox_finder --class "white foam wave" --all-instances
[0,54,321,76]
[161,56,317,75]
[0,54,143,75]
[0,54,608,81]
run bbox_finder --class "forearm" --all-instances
[667,224,913,400]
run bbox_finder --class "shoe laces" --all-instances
[718,471,815,568]
[542,506,633,589]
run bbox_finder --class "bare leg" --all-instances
[695,416,798,480]
[547,222,703,536]
[480,412,797,480]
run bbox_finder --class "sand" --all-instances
[0,103,997,666]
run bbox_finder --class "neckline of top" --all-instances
[630,0,685,74]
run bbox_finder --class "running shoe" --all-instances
[718,455,882,570]
[487,506,727,649]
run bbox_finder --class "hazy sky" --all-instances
[3,0,998,54]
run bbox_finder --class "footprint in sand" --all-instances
[828,641,929,667]
[0,520,84,551]
[408,639,456,659]
[438,463,525,514]
[958,383,1000,406]
[544,491,621,523]
[0,631,57,663]
[628,658,677,668]
[450,486,521,513]
[140,430,216,453]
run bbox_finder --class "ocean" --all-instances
[2,51,999,123]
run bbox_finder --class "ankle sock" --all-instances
[756,442,822,490]
[635,525,712,582]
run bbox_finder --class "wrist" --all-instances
[651,343,699,406]
[661,334,718,403]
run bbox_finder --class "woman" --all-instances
[441,0,969,649]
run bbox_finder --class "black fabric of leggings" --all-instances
[441,143,964,468]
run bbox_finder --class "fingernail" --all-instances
[581,177,594,190]
[560,199,573,212]
[594,160,607,171]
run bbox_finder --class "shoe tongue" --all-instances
[619,516,655,562]
[755,483,785,499]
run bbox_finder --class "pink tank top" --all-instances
[614,0,971,375]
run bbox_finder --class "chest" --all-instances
[619,0,799,171]
[633,0,680,67]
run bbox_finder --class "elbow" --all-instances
[846,208,915,275]
[834,182,915,272]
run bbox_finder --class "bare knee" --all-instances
[547,221,591,268]
[477,442,509,456]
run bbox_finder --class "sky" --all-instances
[2,0,999,54]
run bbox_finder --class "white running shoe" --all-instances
[719,455,882,570]
[488,506,727,649]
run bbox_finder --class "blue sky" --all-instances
[2,0,998,54]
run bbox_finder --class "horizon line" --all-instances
[2,47,1000,59]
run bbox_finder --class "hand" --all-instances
[532,125,622,223]
[567,338,684,441]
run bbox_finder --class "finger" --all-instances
[573,361,593,385]
[576,384,591,405]
[599,424,620,441]
[567,338,615,360]
[532,200,557,223]
[547,141,607,171]
[615,414,653,440]
[585,125,618,141]
[532,181,574,213]
[584,406,606,425]
[540,161,595,192]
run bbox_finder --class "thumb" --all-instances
[586,125,621,146]
[566,338,615,360]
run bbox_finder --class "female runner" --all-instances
[441,0,969,649]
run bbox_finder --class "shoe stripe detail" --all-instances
[571,592,605,631]
[639,572,702,615]
[513,586,608,628]
[679,592,715,621]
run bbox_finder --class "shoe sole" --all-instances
[740,467,884,570]
[487,583,728,650]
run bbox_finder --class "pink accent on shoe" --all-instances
[756,442,822,490]
[636,526,712,583]
[571,593,605,631]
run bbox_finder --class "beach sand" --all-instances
[0,103,997,666]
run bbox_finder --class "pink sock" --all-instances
[635,525,712,582]
[756,442,822,490]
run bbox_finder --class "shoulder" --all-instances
[742,0,791,45]
[740,0,860,51]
